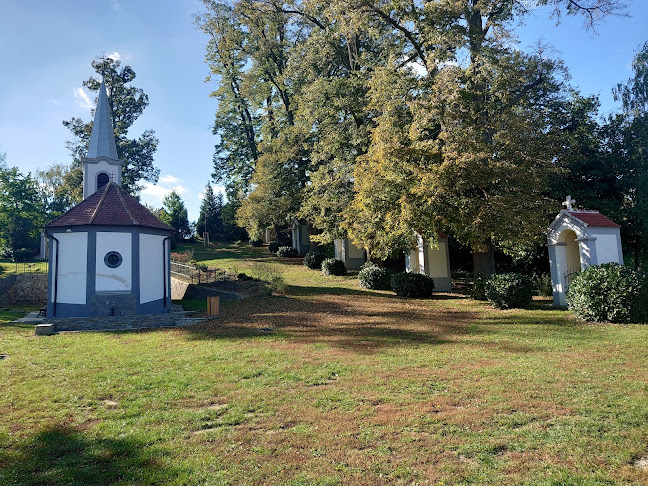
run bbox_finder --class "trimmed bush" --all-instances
[303,251,326,270]
[276,246,299,258]
[358,263,392,290]
[268,241,280,253]
[13,248,32,262]
[321,258,346,276]
[484,273,533,309]
[533,273,553,297]
[566,263,648,323]
[249,238,263,247]
[471,273,488,300]
[391,272,434,298]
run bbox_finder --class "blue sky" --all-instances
[0,1,647,222]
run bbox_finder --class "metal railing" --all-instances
[170,260,225,285]
[2,260,49,275]
[564,267,580,290]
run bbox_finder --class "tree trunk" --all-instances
[473,240,496,276]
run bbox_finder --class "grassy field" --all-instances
[1,242,648,484]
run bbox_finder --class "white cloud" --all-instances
[159,174,180,184]
[141,181,187,203]
[111,1,121,12]
[73,87,93,110]
[107,51,121,62]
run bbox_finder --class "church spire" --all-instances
[87,79,119,160]
[82,77,123,199]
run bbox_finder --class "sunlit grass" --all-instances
[1,242,648,484]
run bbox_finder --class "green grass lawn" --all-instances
[1,242,648,484]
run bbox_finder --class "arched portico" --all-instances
[547,198,623,307]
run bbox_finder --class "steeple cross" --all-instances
[109,172,117,183]
[563,195,576,211]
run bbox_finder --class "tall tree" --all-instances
[160,191,192,246]
[196,183,225,242]
[63,56,160,200]
[36,163,79,218]
[0,160,45,252]
[344,0,625,273]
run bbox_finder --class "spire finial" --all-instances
[563,195,576,211]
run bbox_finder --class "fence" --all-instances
[1,260,49,275]
[564,267,580,290]
[170,260,225,285]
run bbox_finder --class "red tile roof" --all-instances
[45,183,173,231]
[568,210,620,228]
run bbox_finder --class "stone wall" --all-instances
[44,305,212,332]
[170,276,243,302]
[171,277,189,300]
[2,273,47,306]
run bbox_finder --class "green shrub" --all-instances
[13,248,32,262]
[484,273,533,309]
[358,263,392,290]
[303,251,326,270]
[566,263,648,323]
[533,273,553,297]
[471,273,488,300]
[391,272,434,298]
[268,242,280,253]
[276,246,299,258]
[321,258,346,276]
[249,238,263,247]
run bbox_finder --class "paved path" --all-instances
[15,311,44,324]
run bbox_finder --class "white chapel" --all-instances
[44,80,174,318]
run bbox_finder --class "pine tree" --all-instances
[197,183,224,242]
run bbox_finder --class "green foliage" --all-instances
[249,238,263,247]
[276,246,298,258]
[160,191,191,246]
[0,161,44,252]
[566,263,648,323]
[533,273,554,297]
[13,248,33,262]
[196,184,225,242]
[358,263,392,291]
[62,56,160,195]
[390,272,434,298]
[471,274,488,301]
[485,273,534,309]
[268,242,280,253]
[321,258,346,276]
[303,252,326,270]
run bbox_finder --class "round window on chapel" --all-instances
[104,251,123,269]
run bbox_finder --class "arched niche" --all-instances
[97,172,109,191]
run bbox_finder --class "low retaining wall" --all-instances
[171,277,244,302]
[1,273,47,306]
[44,305,211,332]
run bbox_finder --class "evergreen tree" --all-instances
[196,183,224,242]
[160,191,192,246]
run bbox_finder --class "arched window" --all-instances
[97,172,109,190]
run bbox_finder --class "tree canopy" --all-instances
[197,0,631,272]
[62,56,160,201]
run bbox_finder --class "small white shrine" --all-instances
[405,233,452,292]
[291,219,311,254]
[44,79,174,318]
[334,238,366,270]
[547,196,623,306]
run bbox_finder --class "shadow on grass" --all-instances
[184,292,482,353]
[0,425,187,486]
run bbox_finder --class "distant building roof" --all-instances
[45,182,173,231]
[87,80,119,160]
[566,210,621,228]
